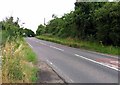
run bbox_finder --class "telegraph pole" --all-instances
[44,18,46,25]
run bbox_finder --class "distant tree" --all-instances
[52,14,58,19]
[0,16,21,37]
[36,24,45,35]
[23,28,35,37]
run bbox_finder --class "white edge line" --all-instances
[27,42,33,48]
[46,59,74,83]
[75,54,120,72]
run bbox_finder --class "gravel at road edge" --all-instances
[37,60,65,83]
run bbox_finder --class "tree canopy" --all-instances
[36,2,120,46]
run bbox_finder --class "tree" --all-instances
[23,28,35,37]
[95,2,120,46]
[36,2,120,46]
[36,24,45,35]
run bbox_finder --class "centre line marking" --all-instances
[50,45,64,52]
[75,54,120,71]
[35,40,64,52]
[39,42,47,46]
[35,41,47,46]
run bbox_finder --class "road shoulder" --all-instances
[37,60,65,83]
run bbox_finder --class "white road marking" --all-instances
[36,41,39,42]
[39,42,48,46]
[75,54,120,71]
[46,59,74,83]
[36,41,48,46]
[50,45,64,52]
[27,42,33,48]
[34,40,64,52]
[84,49,118,59]
[110,61,119,64]
[103,63,118,69]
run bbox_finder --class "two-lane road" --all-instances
[25,37,119,83]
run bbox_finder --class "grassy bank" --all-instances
[36,35,120,56]
[2,38,38,83]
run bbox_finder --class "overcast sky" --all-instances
[0,0,76,32]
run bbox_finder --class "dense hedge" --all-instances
[36,2,120,46]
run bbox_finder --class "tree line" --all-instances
[0,16,35,44]
[36,2,120,46]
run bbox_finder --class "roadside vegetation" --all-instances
[0,17,37,83]
[37,35,119,56]
[2,38,37,83]
[36,2,120,56]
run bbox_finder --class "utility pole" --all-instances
[44,18,46,25]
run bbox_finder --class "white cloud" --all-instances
[0,0,75,32]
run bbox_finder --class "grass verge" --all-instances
[2,37,38,83]
[36,35,120,56]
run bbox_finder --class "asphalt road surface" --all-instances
[25,37,119,83]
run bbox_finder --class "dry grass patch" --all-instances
[2,38,37,83]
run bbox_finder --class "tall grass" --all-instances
[0,30,2,84]
[2,38,38,83]
[0,30,9,45]
[0,55,1,84]
[37,35,120,56]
